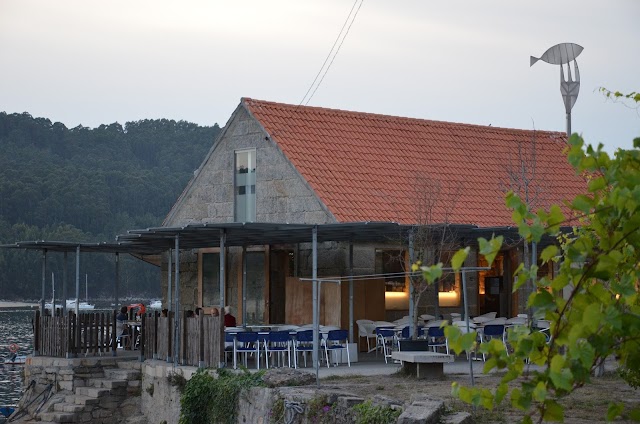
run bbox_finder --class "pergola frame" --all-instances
[3,221,556,367]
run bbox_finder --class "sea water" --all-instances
[0,309,34,407]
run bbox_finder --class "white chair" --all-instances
[450,313,462,322]
[356,319,377,353]
[375,328,395,363]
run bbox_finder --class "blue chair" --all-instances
[234,331,261,369]
[293,330,314,368]
[397,326,424,350]
[427,327,449,354]
[480,324,506,361]
[376,328,395,363]
[323,329,350,368]
[224,332,236,366]
[264,331,292,368]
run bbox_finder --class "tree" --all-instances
[406,176,460,339]
[422,131,640,422]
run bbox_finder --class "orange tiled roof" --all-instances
[243,98,586,227]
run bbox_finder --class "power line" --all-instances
[300,0,365,106]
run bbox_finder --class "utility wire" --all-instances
[300,0,365,106]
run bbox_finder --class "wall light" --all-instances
[385,291,409,310]
[438,290,460,307]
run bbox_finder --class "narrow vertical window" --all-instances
[234,149,256,222]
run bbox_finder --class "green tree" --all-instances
[420,132,640,422]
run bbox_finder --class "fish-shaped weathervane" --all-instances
[531,43,583,135]
[530,43,583,67]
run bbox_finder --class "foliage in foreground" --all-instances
[420,132,640,422]
[353,400,402,424]
[179,367,265,424]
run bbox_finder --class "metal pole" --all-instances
[242,246,247,326]
[75,246,80,317]
[62,251,67,315]
[408,231,415,338]
[220,230,226,309]
[566,112,571,137]
[312,226,319,384]
[115,252,120,310]
[40,250,47,314]
[462,271,475,387]
[348,242,354,343]
[167,248,172,311]
[173,236,180,366]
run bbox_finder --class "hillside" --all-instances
[0,112,221,299]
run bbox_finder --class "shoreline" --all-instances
[0,301,39,310]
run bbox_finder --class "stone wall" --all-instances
[140,360,200,424]
[164,105,334,227]
[16,356,143,424]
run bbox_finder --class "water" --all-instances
[0,300,159,408]
[0,309,34,407]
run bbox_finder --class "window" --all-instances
[201,252,221,307]
[234,149,256,222]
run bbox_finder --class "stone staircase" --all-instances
[34,360,144,424]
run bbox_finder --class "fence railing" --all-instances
[34,309,224,366]
[34,310,117,358]
[143,312,224,367]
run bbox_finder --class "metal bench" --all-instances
[391,351,454,378]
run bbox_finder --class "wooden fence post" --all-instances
[33,310,40,356]
[139,314,145,362]
[112,310,117,357]
[198,313,205,368]
[167,311,172,362]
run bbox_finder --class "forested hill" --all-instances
[0,112,221,299]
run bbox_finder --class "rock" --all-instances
[442,411,474,424]
[262,368,315,388]
[396,399,445,424]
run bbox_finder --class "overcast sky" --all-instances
[1,0,638,153]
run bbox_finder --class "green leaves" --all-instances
[451,247,470,271]
[420,263,443,284]
[451,123,640,423]
[478,236,503,267]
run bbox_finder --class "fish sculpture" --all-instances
[530,43,583,67]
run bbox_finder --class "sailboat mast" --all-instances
[52,272,55,307]
[85,274,88,302]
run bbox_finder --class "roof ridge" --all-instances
[241,97,566,138]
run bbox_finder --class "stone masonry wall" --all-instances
[165,105,334,227]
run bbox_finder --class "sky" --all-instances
[1,0,638,153]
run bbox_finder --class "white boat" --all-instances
[67,300,95,310]
[44,273,95,310]
[148,300,162,309]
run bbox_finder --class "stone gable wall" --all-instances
[165,106,333,227]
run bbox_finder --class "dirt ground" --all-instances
[315,370,640,423]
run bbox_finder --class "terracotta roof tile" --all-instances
[243,98,586,227]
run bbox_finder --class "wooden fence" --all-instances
[34,309,224,366]
[34,310,117,358]
[143,312,224,367]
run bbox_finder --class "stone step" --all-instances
[75,386,111,398]
[104,367,141,381]
[117,360,143,371]
[92,378,128,389]
[54,402,85,413]
[39,411,79,423]
[66,394,100,406]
